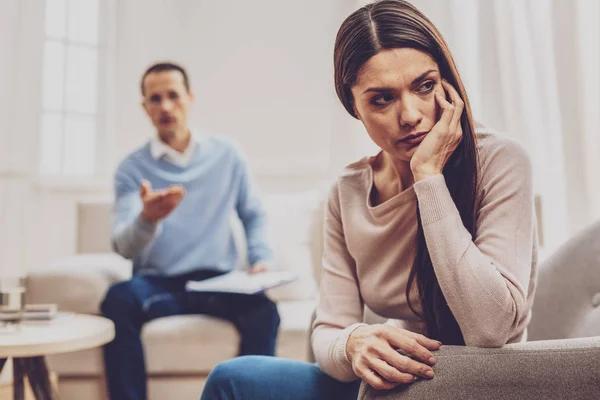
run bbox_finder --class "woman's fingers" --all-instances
[402,330,442,351]
[368,358,417,384]
[434,90,454,132]
[441,80,464,137]
[441,80,464,109]
[348,325,443,393]
[378,346,435,379]
[357,365,400,391]
[382,326,436,366]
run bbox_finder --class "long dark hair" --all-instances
[333,0,478,345]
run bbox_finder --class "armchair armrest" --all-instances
[359,336,600,400]
[26,253,132,315]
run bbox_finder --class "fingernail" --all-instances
[436,341,443,346]
[428,357,436,365]
[413,376,419,381]
[425,370,434,379]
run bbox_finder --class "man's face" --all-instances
[141,70,194,140]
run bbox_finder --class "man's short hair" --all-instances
[140,62,190,96]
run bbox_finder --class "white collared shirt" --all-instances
[150,133,199,167]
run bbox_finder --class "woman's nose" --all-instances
[397,98,422,127]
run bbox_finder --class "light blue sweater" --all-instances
[111,135,272,276]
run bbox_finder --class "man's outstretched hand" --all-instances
[140,180,185,223]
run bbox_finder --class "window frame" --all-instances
[37,0,112,184]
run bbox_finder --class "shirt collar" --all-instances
[150,131,201,166]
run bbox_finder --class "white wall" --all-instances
[11,0,375,272]
[112,0,370,180]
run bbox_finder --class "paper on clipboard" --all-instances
[185,270,298,294]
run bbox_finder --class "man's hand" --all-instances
[139,180,185,223]
[248,262,269,274]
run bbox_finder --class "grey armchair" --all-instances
[311,220,600,399]
[359,220,600,399]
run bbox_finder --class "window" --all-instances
[39,0,106,177]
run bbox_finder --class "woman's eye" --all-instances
[416,81,435,93]
[371,93,393,106]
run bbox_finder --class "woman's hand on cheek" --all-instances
[410,80,464,182]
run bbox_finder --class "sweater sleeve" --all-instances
[311,182,366,382]
[413,137,535,347]
[111,165,160,259]
[233,148,273,267]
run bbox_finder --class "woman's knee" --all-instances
[202,357,268,399]
[208,356,265,382]
[202,357,359,400]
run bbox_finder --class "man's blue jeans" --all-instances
[100,270,280,400]
[200,356,361,400]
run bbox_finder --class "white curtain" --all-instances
[388,0,600,252]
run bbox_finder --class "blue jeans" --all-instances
[200,356,361,400]
[101,270,280,400]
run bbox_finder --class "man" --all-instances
[101,62,280,400]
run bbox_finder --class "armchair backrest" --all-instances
[528,220,600,341]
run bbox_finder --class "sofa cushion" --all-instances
[143,315,239,374]
[26,253,132,315]
[48,299,316,375]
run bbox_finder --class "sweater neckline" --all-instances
[362,157,417,218]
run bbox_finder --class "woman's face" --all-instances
[351,48,442,162]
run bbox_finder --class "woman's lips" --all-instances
[400,132,427,146]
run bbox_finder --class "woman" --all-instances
[201,0,537,398]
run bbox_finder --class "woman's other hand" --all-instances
[346,324,441,390]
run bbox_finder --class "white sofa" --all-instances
[25,190,326,400]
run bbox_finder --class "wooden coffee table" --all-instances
[0,314,114,400]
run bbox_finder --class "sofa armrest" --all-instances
[358,336,600,400]
[26,253,132,315]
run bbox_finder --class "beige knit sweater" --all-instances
[312,130,538,382]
